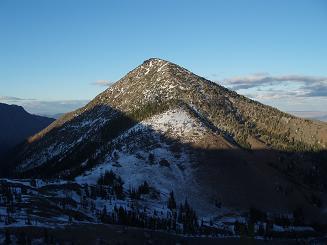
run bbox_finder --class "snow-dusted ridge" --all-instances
[75,108,215,216]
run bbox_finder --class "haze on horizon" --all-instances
[0,0,326,117]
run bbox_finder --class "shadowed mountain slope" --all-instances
[28,58,327,151]
[0,103,54,157]
[4,58,327,224]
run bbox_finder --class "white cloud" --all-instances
[213,73,327,112]
[220,73,327,97]
[0,96,35,102]
[0,96,89,115]
[92,80,112,87]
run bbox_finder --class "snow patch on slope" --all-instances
[76,108,218,216]
[20,115,110,171]
[141,108,208,141]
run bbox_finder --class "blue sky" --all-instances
[0,0,326,115]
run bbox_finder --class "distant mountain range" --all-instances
[288,111,327,122]
[38,113,64,119]
[0,103,55,157]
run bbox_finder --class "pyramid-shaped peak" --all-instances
[143,57,169,64]
[141,58,178,69]
[110,58,205,96]
[127,58,177,79]
[136,58,191,78]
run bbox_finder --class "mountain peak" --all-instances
[94,58,202,113]
[138,57,172,75]
[4,59,327,237]
[0,102,27,114]
[143,57,168,63]
[19,59,327,159]
[137,58,185,78]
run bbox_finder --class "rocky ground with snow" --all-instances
[0,177,324,244]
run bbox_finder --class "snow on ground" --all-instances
[125,108,209,143]
[0,177,319,240]
[272,224,315,232]
[146,108,205,135]
[128,109,206,150]
[76,108,220,217]
[20,114,111,171]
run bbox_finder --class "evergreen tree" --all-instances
[167,191,176,210]
[100,205,110,223]
[97,170,116,186]
[84,184,90,197]
[148,153,155,164]
[114,181,124,199]
[178,199,198,234]
[138,181,150,195]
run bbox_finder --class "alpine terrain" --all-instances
[0,103,54,158]
[1,58,327,243]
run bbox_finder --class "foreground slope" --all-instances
[5,58,327,227]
